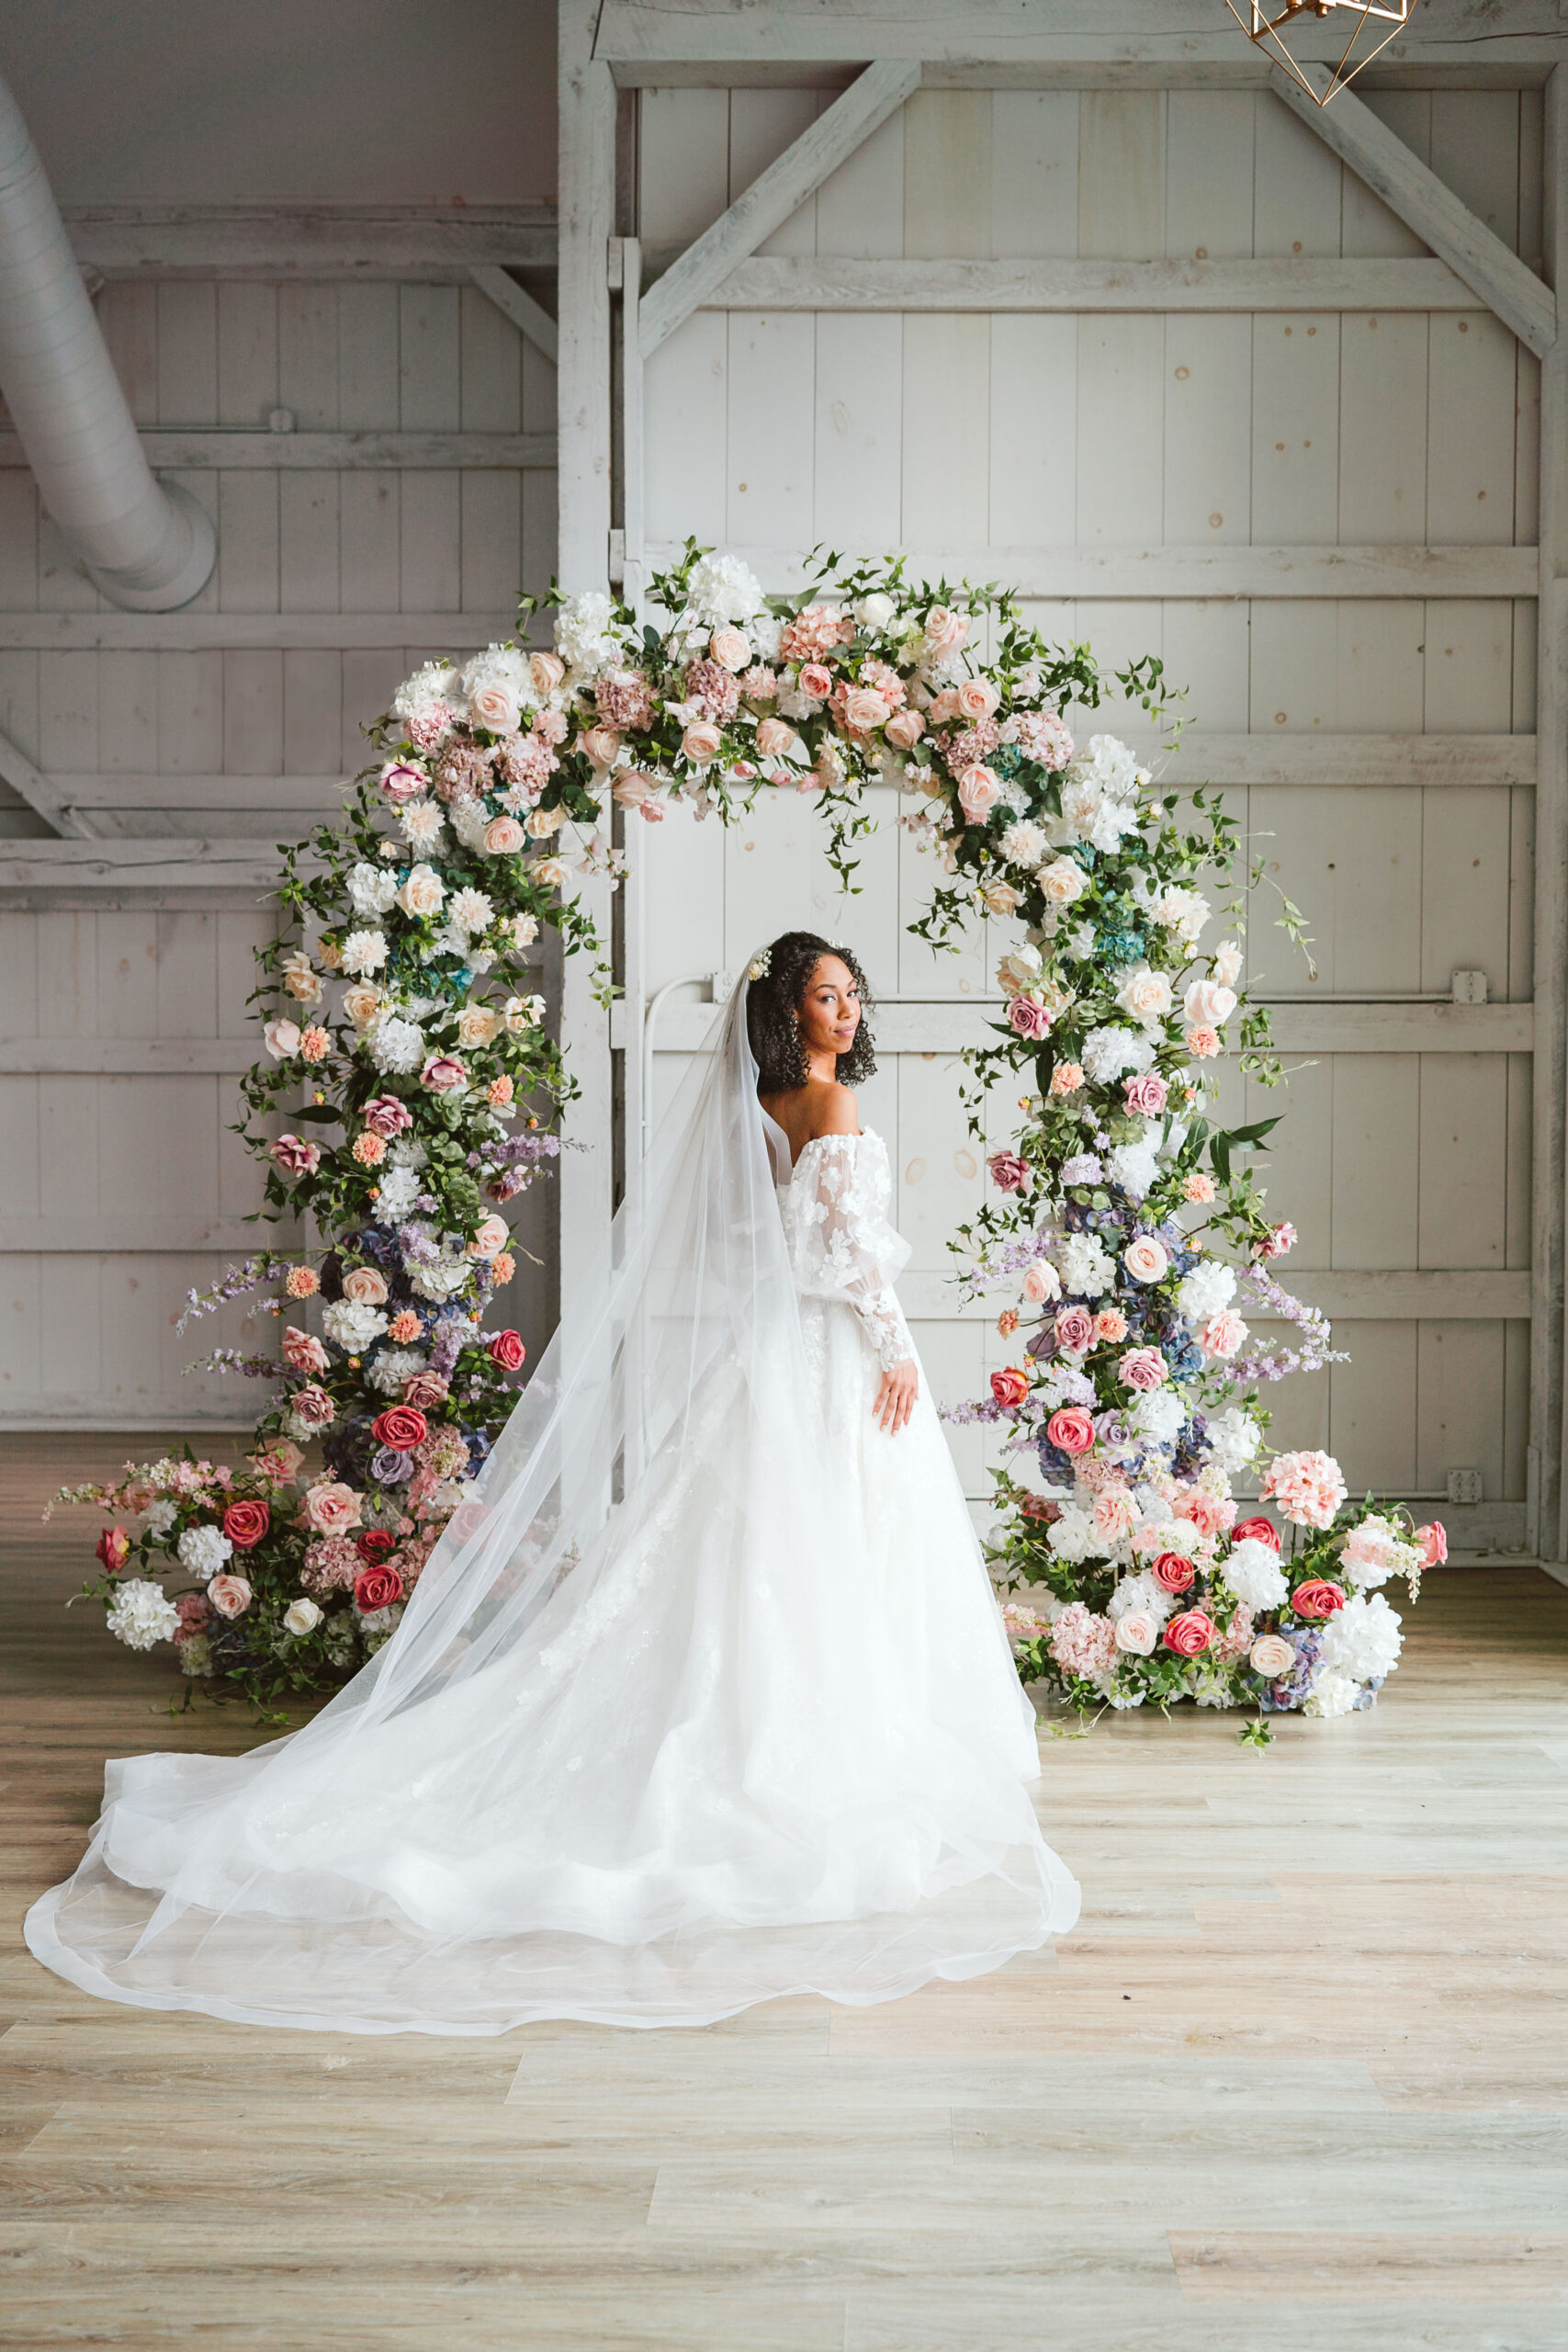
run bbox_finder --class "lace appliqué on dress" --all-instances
[784,1133,913,1373]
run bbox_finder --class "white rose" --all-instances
[1038,855,1087,905]
[1183,978,1237,1028]
[1113,1609,1157,1656]
[1115,964,1173,1024]
[1212,939,1244,988]
[854,591,897,631]
[398,864,446,920]
[284,1598,323,1636]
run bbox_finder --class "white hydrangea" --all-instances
[447,794,491,853]
[999,820,1049,869]
[1073,734,1143,798]
[322,1299,389,1351]
[363,1017,426,1076]
[367,1345,428,1394]
[1176,1259,1237,1322]
[388,1136,429,1170]
[685,551,767,625]
[448,888,495,936]
[145,1498,177,1542]
[554,590,624,672]
[346,862,399,918]
[1107,1569,1175,1625]
[176,1522,232,1582]
[1130,1387,1186,1444]
[373,1162,422,1219]
[460,642,535,724]
[1105,1139,1160,1199]
[359,1600,406,1653]
[1205,1405,1261,1473]
[106,1577,180,1650]
[409,1252,472,1303]
[392,660,460,721]
[1060,1232,1117,1297]
[341,928,389,978]
[1220,1537,1289,1611]
[1319,1590,1404,1682]
[1082,1025,1155,1084]
[1303,1667,1360,1718]
[1046,1505,1100,1564]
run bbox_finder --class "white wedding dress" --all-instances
[27,977,1078,2033]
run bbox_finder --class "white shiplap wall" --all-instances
[631,82,1537,1542]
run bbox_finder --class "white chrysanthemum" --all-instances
[448,888,495,936]
[176,1522,232,1582]
[1106,1139,1159,1199]
[686,552,767,626]
[1205,1405,1261,1472]
[1046,1505,1099,1564]
[1220,1537,1289,1611]
[1107,1569,1175,1625]
[392,661,460,721]
[372,1163,422,1219]
[367,1345,428,1394]
[1060,1232,1117,1297]
[554,590,623,672]
[341,928,389,978]
[1176,1259,1237,1322]
[363,1016,426,1076]
[321,1299,389,1351]
[399,800,445,850]
[1081,1025,1155,1084]
[346,862,399,918]
[1303,1667,1360,1718]
[106,1577,180,1651]
[447,794,491,853]
[1130,1387,1186,1444]
[1319,1590,1403,1682]
[145,1498,177,1542]
[999,820,1049,869]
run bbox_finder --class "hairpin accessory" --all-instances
[748,949,772,980]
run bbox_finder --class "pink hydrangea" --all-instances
[945,718,1002,772]
[1003,709,1074,770]
[1048,1602,1119,1681]
[684,658,741,725]
[594,668,657,730]
[1211,1603,1256,1665]
[781,604,854,662]
[495,732,556,797]
[1262,1449,1348,1530]
[434,742,491,801]
[405,701,456,752]
[301,1535,360,1593]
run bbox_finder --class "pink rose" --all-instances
[1122,1236,1169,1284]
[923,605,969,654]
[300,1480,361,1535]
[483,815,526,854]
[756,718,799,759]
[1257,1221,1297,1260]
[1054,1306,1095,1353]
[681,721,722,763]
[421,1055,468,1092]
[1007,994,1053,1041]
[1232,1516,1280,1550]
[1292,1578,1347,1620]
[1201,1309,1247,1360]
[611,770,658,807]
[797,662,833,700]
[928,688,962,726]
[637,799,665,823]
[362,1093,412,1138]
[1416,1521,1448,1566]
[96,1526,130,1572]
[1152,1551,1196,1594]
[987,1150,1030,1193]
[1183,978,1237,1029]
[401,1372,450,1411]
[288,1384,335,1430]
[221,1499,270,1550]
[252,1438,303,1481]
[370,1406,427,1453]
[1114,1609,1158,1657]
[529,650,565,698]
[990,1367,1031,1410]
[282,1325,330,1377]
[342,1267,389,1306]
[271,1134,321,1178]
[207,1573,253,1620]
[885,711,925,751]
[1045,1408,1095,1455]
[955,677,998,721]
[489,1329,526,1373]
[842,685,891,732]
[1163,1608,1214,1657]
[709,627,751,673]
[468,1215,509,1260]
[580,725,621,770]
[378,761,428,802]
[1248,1634,1296,1679]
[1124,1072,1168,1117]
[1118,1347,1167,1393]
[957,764,1001,823]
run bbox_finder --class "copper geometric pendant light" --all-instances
[1224,0,1425,105]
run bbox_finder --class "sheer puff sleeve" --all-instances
[788,1134,914,1373]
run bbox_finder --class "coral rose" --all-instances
[489,1329,526,1372]
[1055,1306,1095,1353]
[96,1525,130,1571]
[207,1574,253,1620]
[885,710,924,752]
[956,764,1001,823]
[681,720,723,763]
[300,1481,360,1534]
[1248,1634,1296,1679]
[1163,1609,1214,1657]
[483,815,526,854]
[1292,1578,1347,1620]
[342,1267,389,1306]
[354,1562,404,1613]
[1007,994,1053,1041]
[1045,1408,1096,1455]
[990,1367,1031,1411]
[221,1499,270,1551]
[1415,1521,1448,1566]
[370,1406,427,1453]
[1123,1236,1169,1284]
[1232,1516,1280,1550]
[1151,1551,1196,1594]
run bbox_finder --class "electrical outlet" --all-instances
[1445,1467,1483,1506]
[1450,970,1488,1005]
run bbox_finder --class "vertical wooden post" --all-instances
[617,234,648,1214]
[1533,65,1568,1559]
[557,0,616,1301]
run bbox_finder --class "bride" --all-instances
[27,931,1079,2034]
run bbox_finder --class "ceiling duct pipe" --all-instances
[0,70,214,609]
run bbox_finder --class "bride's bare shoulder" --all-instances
[808,1080,860,1140]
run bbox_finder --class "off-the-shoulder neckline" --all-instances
[784,1125,883,1179]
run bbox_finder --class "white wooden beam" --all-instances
[641,539,1537,599]
[1536,64,1568,1561]
[63,203,555,279]
[1156,733,1536,787]
[0,613,524,651]
[1269,62,1558,357]
[0,723,89,837]
[469,266,560,367]
[0,837,285,888]
[0,1039,257,1073]
[703,255,1480,315]
[637,60,921,358]
[0,430,556,472]
[42,775,345,811]
[0,1217,295,1252]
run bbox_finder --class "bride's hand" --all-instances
[874,1357,919,1435]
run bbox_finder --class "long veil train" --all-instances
[26,976,1079,2032]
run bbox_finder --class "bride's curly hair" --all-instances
[747,931,877,1091]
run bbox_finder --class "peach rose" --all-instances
[397,864,445,919]
[1248,1634,1295,1679]
[483,815,526,855]
[839,685,886,733]
[342,1267,389,1306]
[529,650,565,698]
[928,687,962,725]
[1183,978,1237,1028]
[457,1004,502,1048]
[526,804,567,837]
[797,662,833,700]
[1212,940,1244,987]
[1021,1261,1058,1305]
[283,1325,330,1376]
[300,1481,361,1535]
[468,1214,509,1259]
[263,1017,301,1060]
[682,721,722,763]
[885,710,924,752]
[581,725,621,770]
[1117,965,1174,1023]
[982,879,1021,917]
[207,1573,253,1620]
[923,605,969,654]
[342,983,383,1031]
[957,764,1001,823]
[611,770,658,807]
[955,677,999,721]
[757,718,804,762]
[1123,1235,1169,1284]
[1038,856,1087,906]
[1114,1609,1158,1657]
[1201,1309,1247,1359]
[468,677,520,733]
[710,627,751,672]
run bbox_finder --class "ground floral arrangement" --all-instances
[60,541,1440,1736]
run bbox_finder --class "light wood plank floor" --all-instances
[4,1432,1566,2350]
